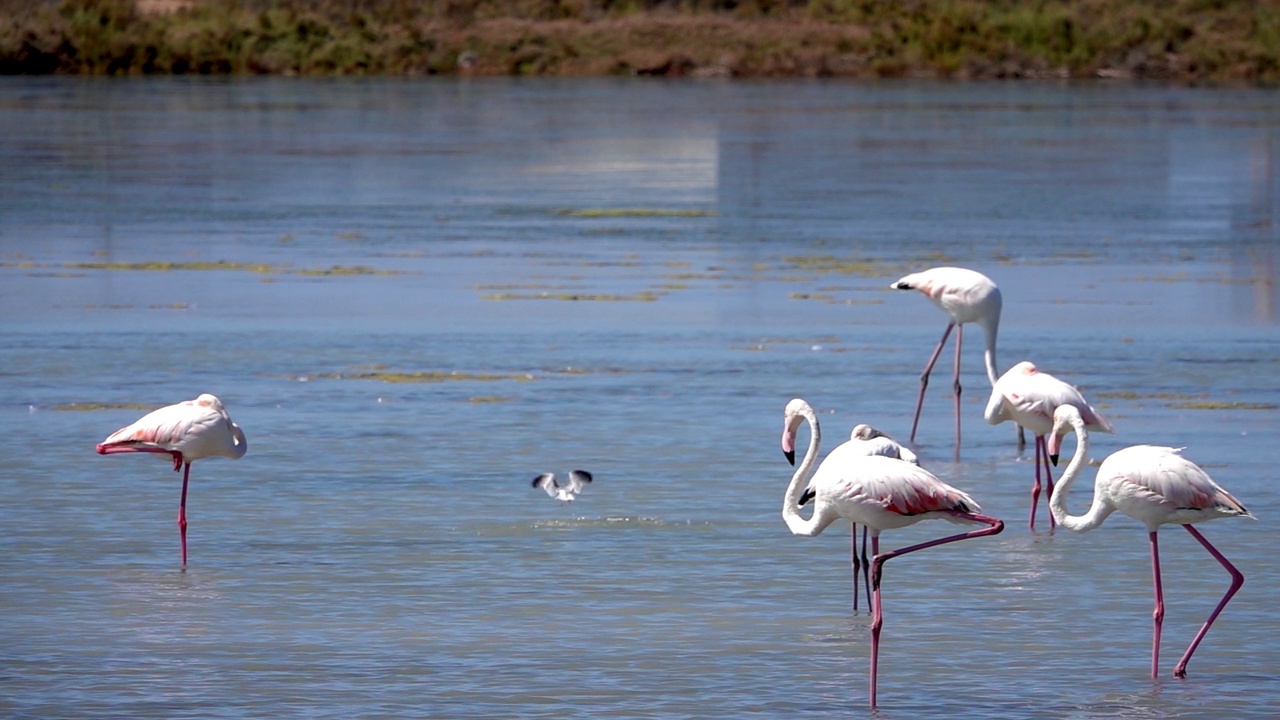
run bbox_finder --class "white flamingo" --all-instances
[801,422,919,614]
[532,470,592,502]
[96,393,247,565]
[984,360,1114,530]
[781,398,1004,708]
[1047,404,1253,678]
[891,266,1003,448]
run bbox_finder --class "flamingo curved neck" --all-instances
[782,406,825,537]
[1048,413,1109,532]
[979,315,1000,387]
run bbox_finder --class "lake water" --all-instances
[1,78,1278,719]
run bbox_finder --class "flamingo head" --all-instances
[781,398,810,466]
[1046,404,1083,465]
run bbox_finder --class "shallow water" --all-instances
[1,78,1278,719]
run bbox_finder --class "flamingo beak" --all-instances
[784,449,795,466]
[1049,453,1059,466]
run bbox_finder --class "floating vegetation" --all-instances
[303,370,533,384]
[54,260,407,277]
[557,208,715,218]
[782,255,887,277]
[664,272,722,281]
[291,265,399,277]
[789,292,837,302]
[1170,401,1278,411]
[335,232,365,240]
[481,291,663,302]
[469,396,518,404]
[50,402,159,411]
[1096,391,1199,401]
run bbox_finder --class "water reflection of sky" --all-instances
[0,79,1277,326]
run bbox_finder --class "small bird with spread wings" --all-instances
[532,470,593,502]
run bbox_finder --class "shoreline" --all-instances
[2,1,1277,82]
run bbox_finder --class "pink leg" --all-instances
[909,322,955,443]
[1172,525,1245,678]
[867,512,1004,708]
[1028,436,1044,531]
[1149,531,1164,678]
[178,463,191,566]
[952,324,964,452]
[869,534,883,708]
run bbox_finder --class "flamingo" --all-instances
[1046,404,1253,678]
[95,393,247,565]
[802,422,919,613]
[984,361,1114,531]
[890,266,1003,448]
[781,398,1004,708]
[532,470,592,502]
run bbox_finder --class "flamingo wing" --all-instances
[98,400,224,454]
[816,452,979,521]
[1100,445,1252,523]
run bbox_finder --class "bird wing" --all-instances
[1102,445,1251,518]
[532,473,559,497]
[820,452,979,517]
[99,399,224,454]
[566,470,593,494]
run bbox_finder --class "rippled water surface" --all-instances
[1,78,1278,719]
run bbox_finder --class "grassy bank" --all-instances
[2,0,1278,80]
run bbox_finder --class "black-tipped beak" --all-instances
[784,449,795,466]
[1049,453,1059,466]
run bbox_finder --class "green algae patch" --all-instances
[312,370,533,384]
[557,208,715,218]
[67,260,279,273]
[1170,401,1278,411]
[291,265,401,277]
[781,256,888,277]
[1096,391,1200,401]
[481,291,663,302]
[51,402,159,411]
[61,260,407,277]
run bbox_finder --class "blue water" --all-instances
[1,78,1278,719]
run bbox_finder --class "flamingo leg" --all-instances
[869,534,883,708]
[909,322,955,443]
[1017,424,1026,452]
[851,524,861,613]
[1149,530,1164,678]
[952,323,964,451]
[1029,436,1044,531]
[868,513,1004,708]
[860,525,871,614]
[1172,525,1245,678]
[178,462,191,566]
[1040,437,1056,531]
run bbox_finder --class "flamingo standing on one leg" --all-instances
[984,361,1113,531]
[890,267,1003,449]
[1047,404,1253,677]
[781,399,1004,708]
[802,422,919,614]
[96,393,247,565]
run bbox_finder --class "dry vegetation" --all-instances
[1,0,1277,80]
